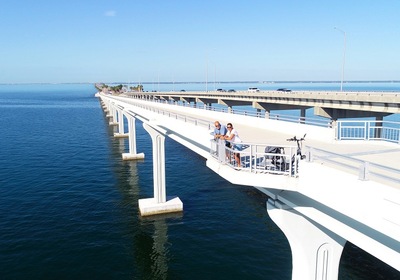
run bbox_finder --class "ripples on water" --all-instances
[0,84,398,279]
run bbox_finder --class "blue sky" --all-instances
[1,0,399,83]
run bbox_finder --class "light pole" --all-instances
[334,27,346,92]
[205,53,208,92]
[214,64,217,91]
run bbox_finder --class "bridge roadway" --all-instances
[130,89,400,119]
[99,93,400,279]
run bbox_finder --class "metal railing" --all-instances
[306,146,400,186]
[336,120,400,144]
[210,139,298,176]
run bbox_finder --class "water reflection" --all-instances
[141,213,183,279]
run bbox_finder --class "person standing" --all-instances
[224,123,243,167]
[213,121,227,140]
[213,121,228,160]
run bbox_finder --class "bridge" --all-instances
[128,89,400,120]
[96,91,400,280]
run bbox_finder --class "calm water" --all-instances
[0,83,399,279]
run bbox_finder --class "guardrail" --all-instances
[210,139,299,176]
[306,146,400,186]
[336,120,400,144]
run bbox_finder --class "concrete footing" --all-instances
[114,132,129,138]
[122,152,145,160]
[139,196,183,216]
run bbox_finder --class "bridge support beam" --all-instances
[138,123,183,216]
[122,116,145,160]
[314,107,389,120]
[267,200,345,280]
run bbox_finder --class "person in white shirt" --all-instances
[223,123,243,167]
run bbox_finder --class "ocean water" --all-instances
[0,83,399,279]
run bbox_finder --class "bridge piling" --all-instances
[122,115,145,160]
[138,123,183,216]
[267,200,345,280]
[108,105,118,126]
[113,109,129,138]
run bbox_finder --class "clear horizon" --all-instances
[1,1,399,84]
[2,80,400,86]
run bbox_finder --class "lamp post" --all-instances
[334,27,346,92]
[205,53,208,92]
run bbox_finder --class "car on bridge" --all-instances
[277,88,292,92]
[248,87,260,92]
[216,88,226,92]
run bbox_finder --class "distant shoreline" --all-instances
[1,80,400,85]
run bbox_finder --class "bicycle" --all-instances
[286,134,306,174]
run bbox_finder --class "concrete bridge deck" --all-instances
[99,93,400,277]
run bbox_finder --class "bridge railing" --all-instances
[126,94,333,127]
[210,139,299,176]
[336,120,400,144]
[182,100,332,127]
[306,146,400,186]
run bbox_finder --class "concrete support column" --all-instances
[267,200,345,280]
[300,108,306,124]
[104,100,111,117]
[101,100,107,111]
[109,106,118,126]
[118,110,124,133]
[138,123,183,216]
[114,110,129,138]
[122,116,145,160]
[146,123,166,203]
